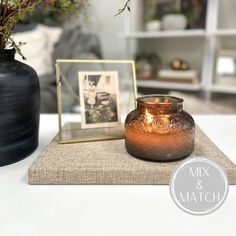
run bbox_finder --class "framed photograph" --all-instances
[214,50,236,86]
[79,71,121,129]
[56,59,137,144]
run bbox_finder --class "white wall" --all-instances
[218,0,236,29]
[88,0,128,59]
[89,0,236,60]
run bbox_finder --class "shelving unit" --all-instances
[214,29,236,36]
[137,80,202,91]
[120,29,205,39]
[121,0,236,97]
[209,84,236,94]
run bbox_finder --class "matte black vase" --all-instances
[0,49,40,166]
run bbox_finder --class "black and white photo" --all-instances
[79,71,121,129]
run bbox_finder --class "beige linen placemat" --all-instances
[28,126,236,185]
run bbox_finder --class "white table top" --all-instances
[0,115,236,236]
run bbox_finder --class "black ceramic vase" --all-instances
[0,49,40,166]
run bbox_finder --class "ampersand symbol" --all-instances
[196,179,203,190]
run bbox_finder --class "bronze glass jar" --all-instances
[125,95,195,161]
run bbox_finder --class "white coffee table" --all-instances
[0,115,235,236]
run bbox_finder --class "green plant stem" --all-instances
[0,2,7,49]
[0,1,115,55]
[115,0,131,16]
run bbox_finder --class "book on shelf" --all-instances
[158,69,199,84]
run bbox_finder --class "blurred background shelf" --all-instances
[10,0,236,114]
[121,0,236,101]
[14,0,236,113]
[214,29,236,36]
[209,84,236,94]
[120,29,206,39]
[137,80,202,91]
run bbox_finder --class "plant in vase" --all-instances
[145,15,161,32]
[0,0,85,166]
[161,10,188,31]
[0,0,130,166]
[157,0,188,31]
[144,0,160,32]
[16,0,87,28]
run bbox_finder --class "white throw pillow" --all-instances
[12,24,62,77]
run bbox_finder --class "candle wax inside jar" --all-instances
[125,95,194,161]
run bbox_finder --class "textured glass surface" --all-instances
[125,95,195,161]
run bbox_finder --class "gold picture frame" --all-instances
[56,59,137,144]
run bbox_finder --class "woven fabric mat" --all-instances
[28,126,236,185]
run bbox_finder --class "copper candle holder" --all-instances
[125,95,195,161]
